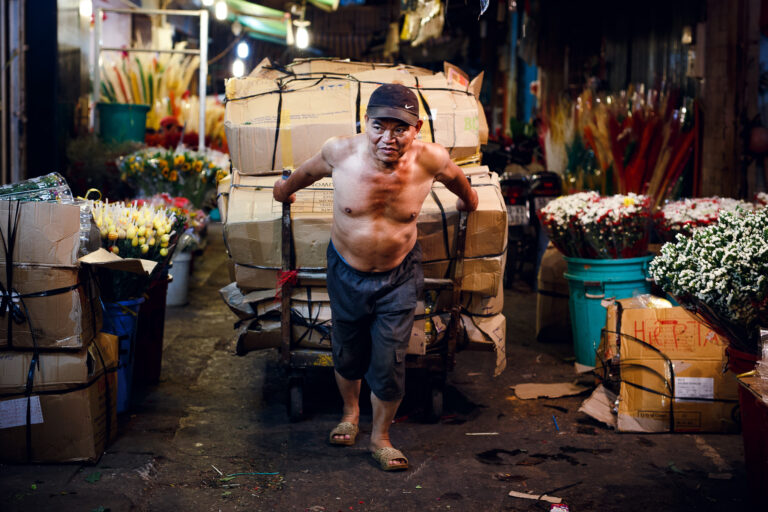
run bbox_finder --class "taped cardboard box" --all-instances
[0,264,102,349]
[224,68,485,174]
[0,201,82,267]
[536,244,571,342]
[594,296,738,433]
[225,167,505,294]
[423,255,503,296]
[0,331,118,392]
[0,332,119,463]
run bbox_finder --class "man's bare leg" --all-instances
[332,370,361,443]
[370,392,406,467]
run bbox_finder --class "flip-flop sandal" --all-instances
[372,447,409,471]
[329,422,359,446]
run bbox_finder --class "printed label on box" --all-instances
[674,377,714,402]
[0,396,43,429]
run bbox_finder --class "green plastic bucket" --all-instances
[97,103,149,143]
[564,255,653,366]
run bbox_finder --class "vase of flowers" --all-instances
[538,192,654,366]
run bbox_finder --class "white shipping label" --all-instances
[0,396,44,429]
[674,377,714,402]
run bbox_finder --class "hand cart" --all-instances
[277,169,469,422]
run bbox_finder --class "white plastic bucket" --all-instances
[166,251,192,306]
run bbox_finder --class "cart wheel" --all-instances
[288,377,304,422]
[424,384,444,423]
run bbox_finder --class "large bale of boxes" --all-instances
[219,59,506,375]
[0,201,118,462]
[581,296,739,433]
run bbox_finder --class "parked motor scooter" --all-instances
[527,171,563,283]
[499,173,536,288]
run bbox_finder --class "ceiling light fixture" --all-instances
[232,58,245,78]
[215,0,228,21]
[237,41,249,59]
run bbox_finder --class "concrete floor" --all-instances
[0,223,752,511]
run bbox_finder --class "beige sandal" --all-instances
[371,446,409,471]
[329,422,359,446]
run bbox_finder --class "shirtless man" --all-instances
[273,83,478,471]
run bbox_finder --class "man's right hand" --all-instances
[273,178,296,203]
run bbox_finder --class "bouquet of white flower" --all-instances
[649,208,768,354]
[539,192,651,259]
[654,197,754,242]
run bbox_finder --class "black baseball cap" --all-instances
[366,83,419,126]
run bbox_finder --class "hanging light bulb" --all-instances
[232,59,245,78]
[214,0,228,21]
[294,20,310,49]
[237,41,249,59]
[284,12,294,46]
[202,0,214,6]
[79,0,92,17]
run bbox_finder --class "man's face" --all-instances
[365,116,422,163]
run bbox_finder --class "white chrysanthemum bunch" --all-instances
[654,197,754,242]
[757,192,768,207]
[649,208,768,349]
[539,192,651,258]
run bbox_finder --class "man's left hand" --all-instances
[456,189,479,212]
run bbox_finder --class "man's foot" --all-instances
[371,446,409,471]
[329,421,359,446]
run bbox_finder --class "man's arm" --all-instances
[432,146,479,212]
[273,140,335,203]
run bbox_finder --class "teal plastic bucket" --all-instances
[97,103,149,143]
[564,255,653,366]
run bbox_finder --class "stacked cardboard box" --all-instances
[583,296,739,433]
[219,59,505,372]
[224,59,488,175]
[0,200,118,462]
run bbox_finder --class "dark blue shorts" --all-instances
[327,240,423,401]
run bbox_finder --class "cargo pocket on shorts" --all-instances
[394,348,406,364]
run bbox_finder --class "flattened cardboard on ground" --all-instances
[578,384,618,429]
[462,313,506,376]
[0,201,82,266]
[513,382,590,400]
[0,264,102,349]
[0,333,118,463]
[596,297,739,433]
[0,332,118,392]
[536,244,571,342]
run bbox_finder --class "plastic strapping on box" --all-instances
[413,76,435,144]
[355,81,362,134]
[428,189,451,278]
[270,89,283,171]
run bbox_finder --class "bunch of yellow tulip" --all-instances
[90,200,184,262]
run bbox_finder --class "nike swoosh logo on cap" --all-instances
[404,104,414,109]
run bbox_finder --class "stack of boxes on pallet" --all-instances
[218,58,508,374]
[0,201,118,463]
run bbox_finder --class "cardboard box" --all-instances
[461,285,504,317]
[0,332,119,463]
[0,201,82,266]
[224,68,485,174]
[0,332,118,392]
[597,297,739,433]
[287,58,435,77]
[0,264,102,349]
[225,167,506,295]
[536,244,571,342]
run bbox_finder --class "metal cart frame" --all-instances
[275,169,469,422]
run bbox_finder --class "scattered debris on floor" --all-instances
[513,382,590,400]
